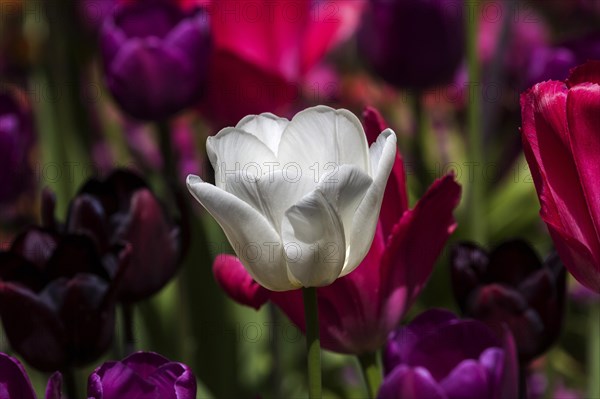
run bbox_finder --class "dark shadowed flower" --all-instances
[357,0,465,90]
[100,0,212,120]
[0,87,35,205]
[521,61,600,293]
[88,351,196,399]
[450,240,566,364]
[66,169,185,303]
[0,228,128,372]
[211,107,461,354]
[379,309,519,399]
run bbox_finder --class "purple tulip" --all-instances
[380,309,518,399]
[0,228,128,372]
[88,352,196,399]
[0,87,35,205]
[0,352,38,399]
[66,169,185,303]
[357,0,465,90]
[450,240,566,364]
[100,0,212,120]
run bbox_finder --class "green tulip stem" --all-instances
[303,287,322,399]
[122,303,136,355]
[589,302,600,397]
[157,121,178,187]
[358,352,382,399]
[465,0,485,244]
[62,368,78,399]
[411,93,430,195]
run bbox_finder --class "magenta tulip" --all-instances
[521,61,600,292]
[88,352,196,399]
[380,309,519,399]
[212,107,461,354]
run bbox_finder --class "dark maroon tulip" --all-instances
[380,309,518,399]
[450,240,566,364]
[88,352,196,399]
[0,228,128,372]
[66,169,184,303]
[357,0,465,90]
[0,87,35,205]
[100,0,211,120]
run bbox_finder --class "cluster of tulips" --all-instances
[1,0,600,398]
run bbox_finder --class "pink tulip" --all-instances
[521,61,600,293]
[198,0,364,128]
[213,107,461,354]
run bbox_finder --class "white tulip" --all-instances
[187,106,397,291]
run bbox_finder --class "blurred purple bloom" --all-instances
[100,0,212,120]
[380,309,518,399]
[66,170,185,303]
[357,0,465,90]
[88,352,196,399]
[450,240,566,364]
[0,228,128,372]
[0,87,35,205]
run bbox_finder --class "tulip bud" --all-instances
[380,309,518,399]
[87,351,196,399]
[100,0,212,120]
[0,87,35,206]
[357,0,465,90]
[0,228,127,372]
[450,240,566,364]
[67,169,184,303]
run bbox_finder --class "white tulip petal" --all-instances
[282,190,346,287]
[277,106,370,181]
[206,128,277,190]
[226,170,316,232]
[186,175,295,291]
[317,164,373,264]
[236,113,290,155]
[341,129,398,276]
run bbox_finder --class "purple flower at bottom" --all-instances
[88,352,196,399]
[380,309,518,399]
[0,352,62,399]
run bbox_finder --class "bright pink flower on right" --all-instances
[521,60,600,293]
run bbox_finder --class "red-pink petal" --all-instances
[566,60,600,87]
[379,174,461,333]
[212,254,270,310]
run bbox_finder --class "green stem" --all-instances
[122,303,135,355]
[62,368,78,399]
[589,302,600,398]
[411,93,430,195]
[465,0,485,244]
[358,352,382,399]
[157,120,178,187]
[303,287,322,399]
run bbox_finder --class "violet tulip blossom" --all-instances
[521,61,600,292]
[0,352,62,399]
[357,0,465,90]
[88,352,196,399]
[212,107,461,353]
[100,0,212,120]
[0,87,35,205]
[379,309,519,399]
